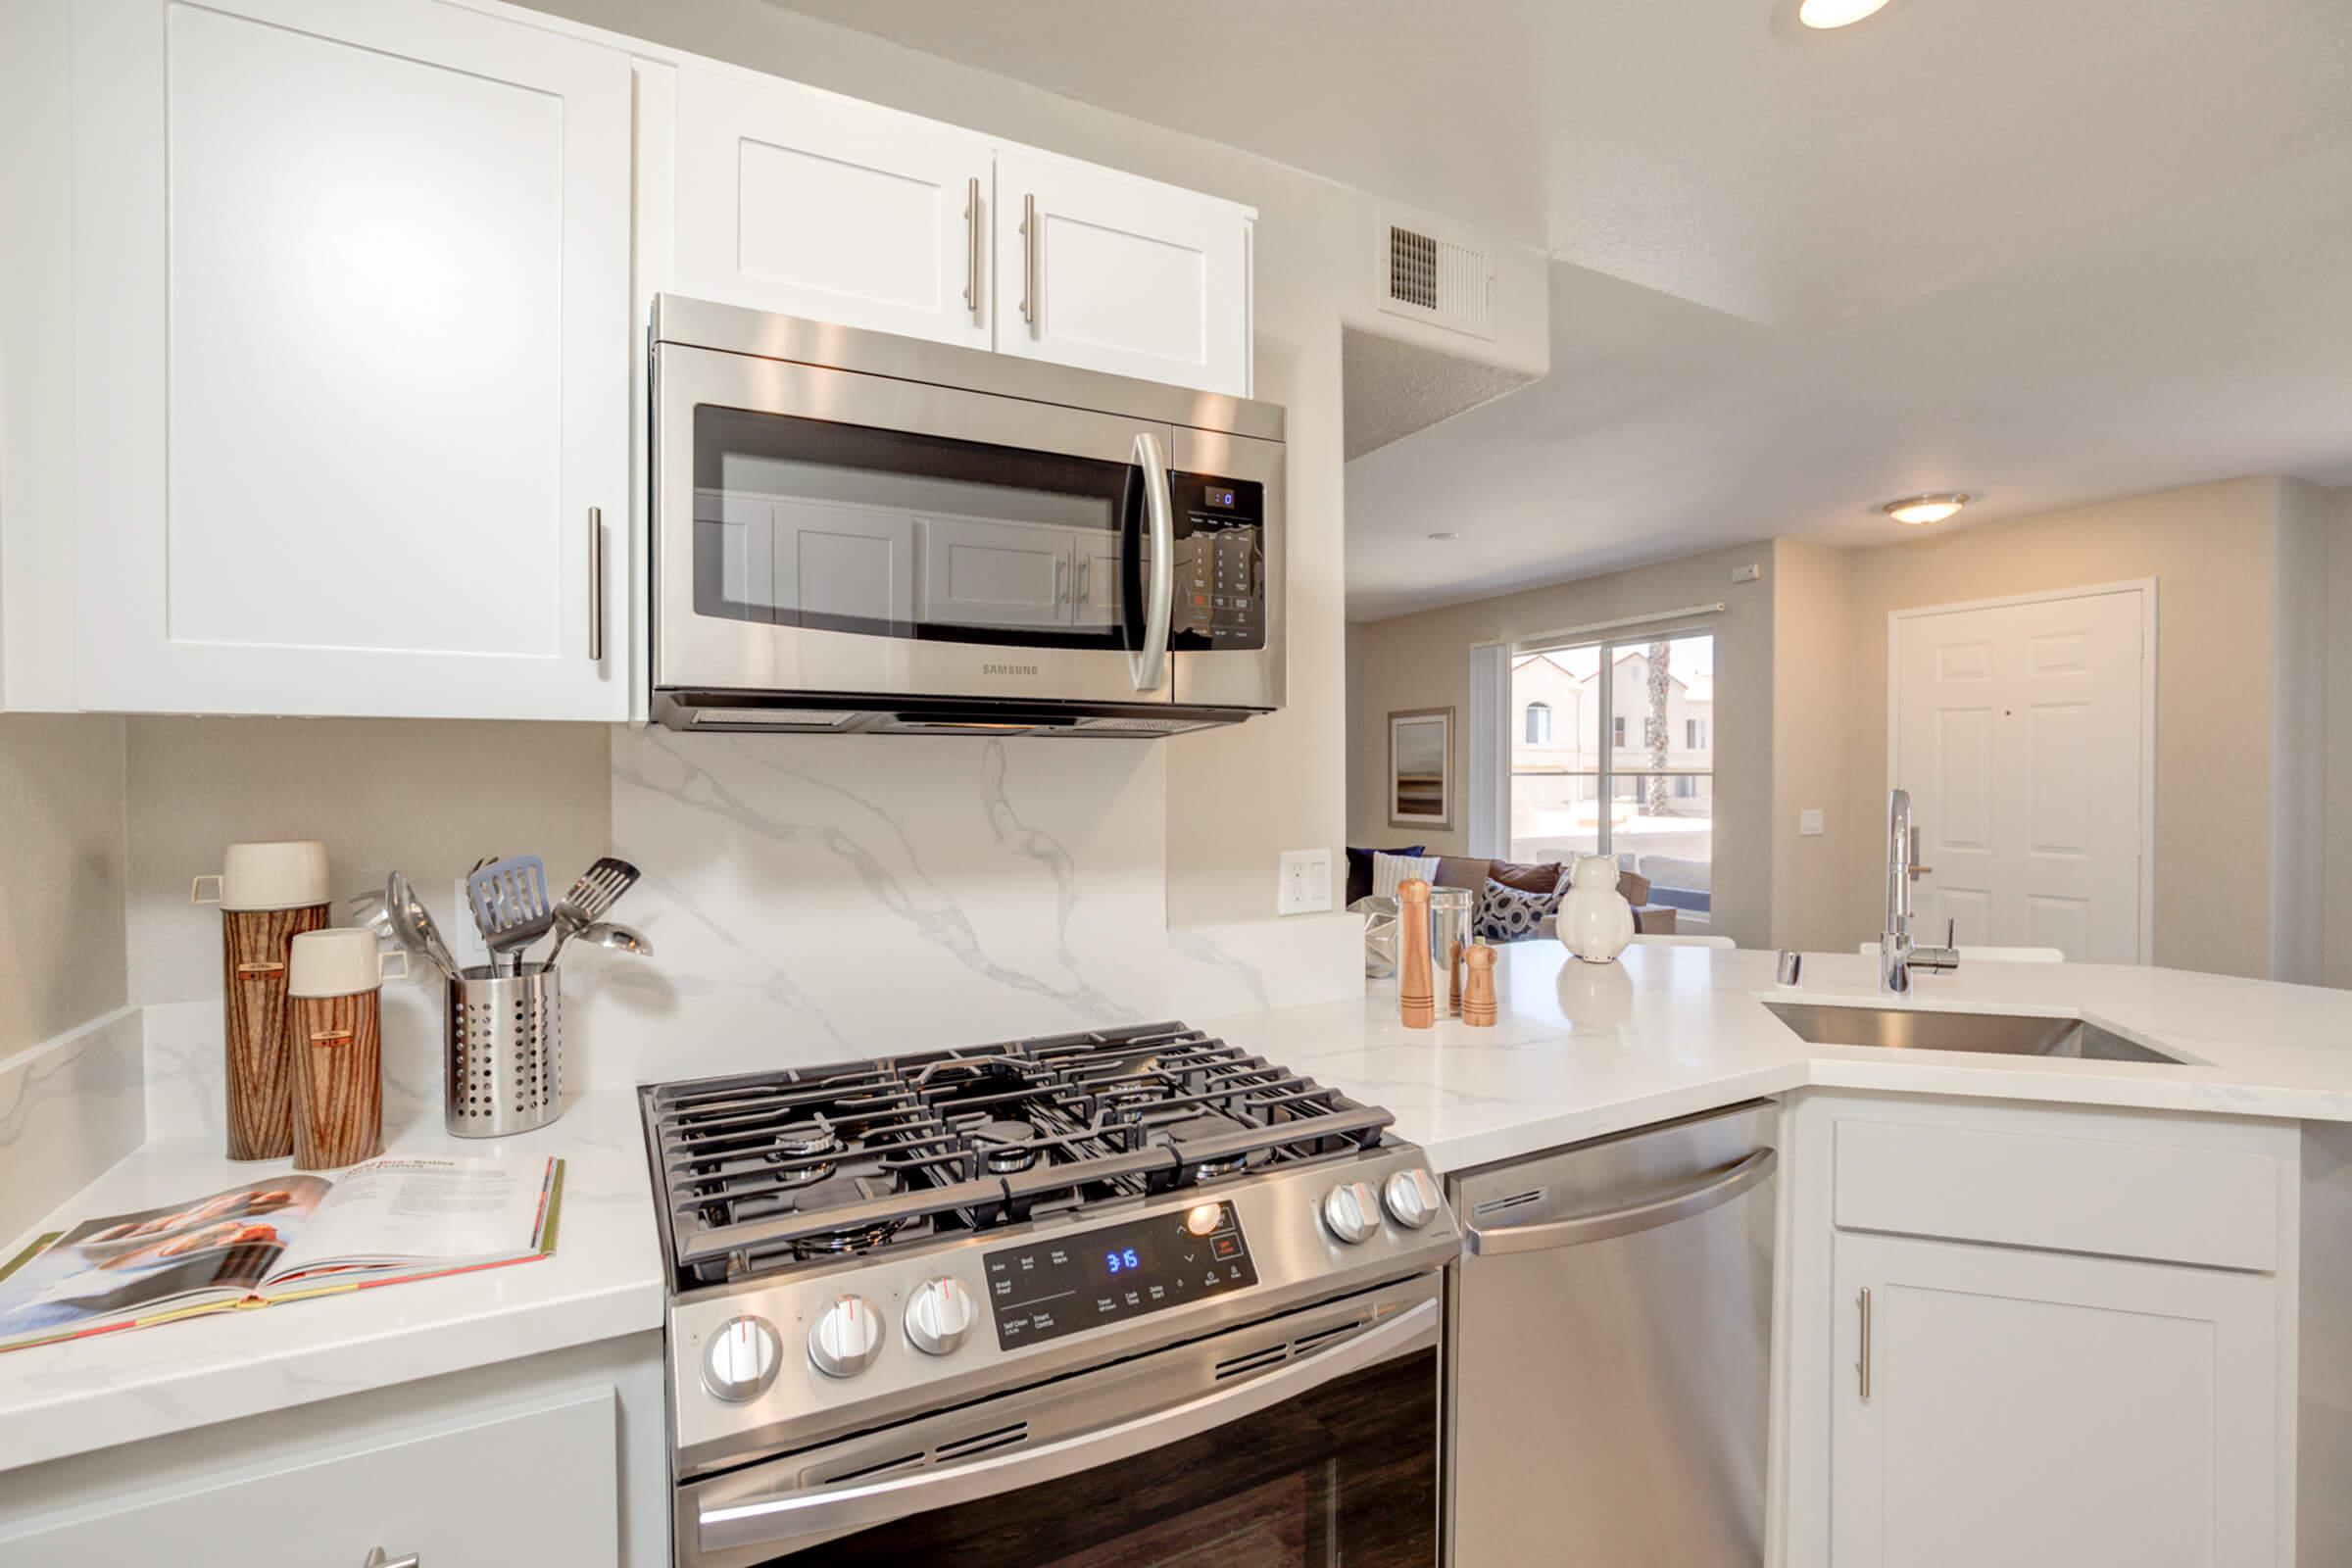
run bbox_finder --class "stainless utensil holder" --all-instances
[444,964,562,1137]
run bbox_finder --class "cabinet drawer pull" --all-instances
[587,507,605,663]
[1019,192,1037,326]
[963,175,981,318]
[1857,1286,1872,1402]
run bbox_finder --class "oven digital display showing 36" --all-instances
[984,1201,1256,1349]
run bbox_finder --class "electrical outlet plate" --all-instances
[1799,808,1825,838]
[1277,849,1334,916]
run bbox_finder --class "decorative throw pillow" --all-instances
[1489,858,1570,896]
[1372,852,1443,902]
[1345,844,1425,906]
[1477,874,1561,944]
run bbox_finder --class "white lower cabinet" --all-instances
[1,1388,617,1565]
[1776,1092,2298,1567]
[1830,1232,2280,1566]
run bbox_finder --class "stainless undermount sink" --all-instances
[1762,1001,2184,1064]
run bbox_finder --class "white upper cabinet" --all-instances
[995,152,1251,396]
[71,0,632,719]
[673,70,992,350]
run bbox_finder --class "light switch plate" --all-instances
[1277,849,1334,915]
[1799,808,1825,838]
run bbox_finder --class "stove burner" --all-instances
[972,1118,1040,1174]
[768,1125,844,1184]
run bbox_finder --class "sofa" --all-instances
[1427,857,1679,941]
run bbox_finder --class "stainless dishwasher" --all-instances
[1445,1100,1779,1566]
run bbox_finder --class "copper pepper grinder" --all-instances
[1463,941,1498,1027]
[1397,878,1435,1029]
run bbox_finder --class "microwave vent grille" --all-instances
[1072,715,1208,735]
[693,708,858,730]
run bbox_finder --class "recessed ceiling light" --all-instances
[1882,493,1970,525]
[1428,530,1460,541]
[1799,0,1892,27]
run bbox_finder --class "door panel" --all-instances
[919,517,1073,630]
[673,66,989,349]
[73,0,630,718]
[994,153,1250,396]
[1892,590,2145,960]
[1832,1232,2278,1567]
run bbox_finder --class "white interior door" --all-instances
[1891,587,2149,961]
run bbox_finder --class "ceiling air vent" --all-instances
[1378,215,1496,341]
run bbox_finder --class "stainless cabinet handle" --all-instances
[587,507,605,663]
[1464,1148,1777,1256]
[962,175,980,318]
[1054,556,1068,608]
[1076,557,1091,608]
[364,1551,419,1568]
[1019,192,1037,326]
[1857,1286,1872,1402]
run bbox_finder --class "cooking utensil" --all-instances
[385,870,459,980]
[542,857,642,966]
[572,920,653,958]
[466,855,555,975]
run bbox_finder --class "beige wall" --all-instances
[0,716,128,1050]
[124,719,612,1004]
[2330,489,2352,988]
[1769,539,1859,952]
[1838,476,2284,978]
[1348,542,1777,948]
[514,0,1548,929]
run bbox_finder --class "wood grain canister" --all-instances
[220,903,331,1159]
[286,927,400,1170]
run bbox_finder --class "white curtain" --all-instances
[1466,642,1510,858]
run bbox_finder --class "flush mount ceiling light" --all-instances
[1799,0,1892,26]
[1882,493,1970,525]
[1428,530,1460,541]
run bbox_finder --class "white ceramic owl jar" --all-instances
[1556,854,1634,964]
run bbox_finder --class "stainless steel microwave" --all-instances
[649,296,1284,736]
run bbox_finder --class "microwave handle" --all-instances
[698,1298,1436,1555]
[1130,430,1174,692]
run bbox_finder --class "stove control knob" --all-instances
[703,1315,782,1402]
[1321,1181,1382,1245]
[808,1294,885,1379]
[906,1277,978,1357]
[1382,1168,1446,1231]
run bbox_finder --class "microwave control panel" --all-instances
[1169,472,1265,651]
[983,1200,1257,1349]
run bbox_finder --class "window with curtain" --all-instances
[1507,631,1714,922]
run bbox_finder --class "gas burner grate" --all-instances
[640,1022,1392,1289]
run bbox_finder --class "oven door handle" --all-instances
[1128,429,1174,692]
[697,1297,1437,1555]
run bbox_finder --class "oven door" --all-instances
[655,340,1181,709]
[679,1276,1439,1568]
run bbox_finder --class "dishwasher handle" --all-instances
[1464,1147,1777,1256]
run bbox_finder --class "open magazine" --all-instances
[0,1155,563,1354]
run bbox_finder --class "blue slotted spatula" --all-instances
[466,854,555,976]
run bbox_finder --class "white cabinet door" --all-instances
[72,0,631,719]
[994,153,1251,396]
[1072,534,1125,628]
[1832,1231,2280,1566]
[674,66,991,349]
[0,1387,616,1565]
[919,516,1074,630]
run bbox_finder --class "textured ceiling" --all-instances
[1340,328,1539,461]
[762,0,2352,617]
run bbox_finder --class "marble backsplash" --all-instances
[0,1009,145,1243]
[137,726,1360,1137]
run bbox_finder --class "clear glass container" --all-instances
[1429,888,1474,1017]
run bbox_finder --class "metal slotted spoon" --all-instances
[466,855,556,975]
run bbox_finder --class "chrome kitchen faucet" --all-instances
[1881,788,1959,994]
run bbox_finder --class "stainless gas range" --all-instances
[640,1023,1458,1567]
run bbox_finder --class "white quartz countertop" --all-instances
[1202,944,2352,1176]
[8,943,2349,1475]
[0,1088,663,1474]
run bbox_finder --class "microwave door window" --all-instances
[692,408,1145,651]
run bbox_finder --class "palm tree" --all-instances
[1644,640,1671,816]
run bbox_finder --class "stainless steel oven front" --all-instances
[677,1273,1440,1568]
[650,297,1285,735]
